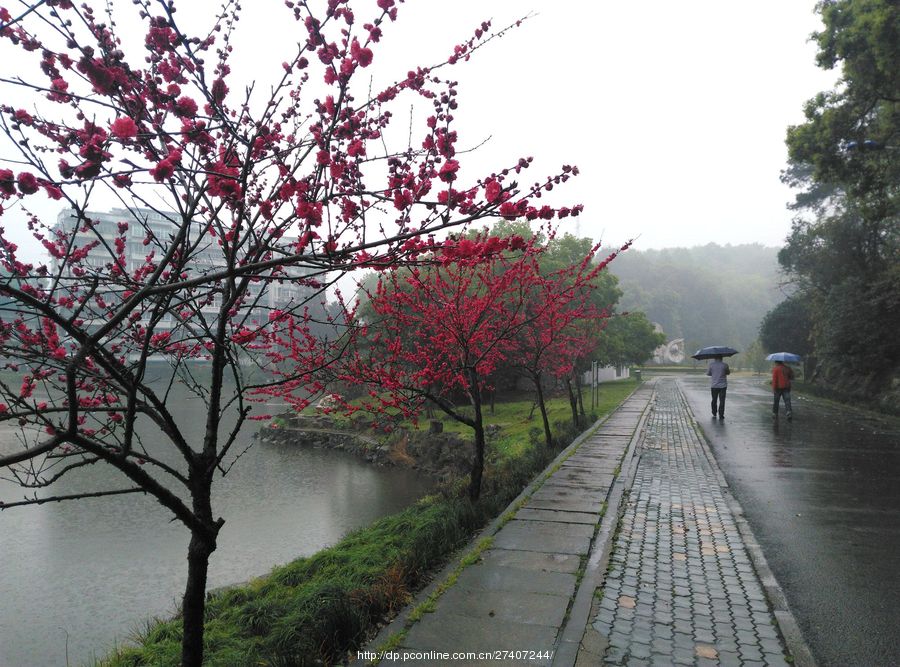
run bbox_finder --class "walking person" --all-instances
[772,360,794,420]
[707,355,730,420]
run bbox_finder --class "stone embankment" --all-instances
[256,414,472,482]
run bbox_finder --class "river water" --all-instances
[0,388,431,667]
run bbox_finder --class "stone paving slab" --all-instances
[400,612,557,664]
[535,479,612,493]
[525,498,605,514]
[492,519,594,555]
[551,469,615,483]
[480,548,581,574]
[515,508,598,524]
[437,585,571,627]
[453,561,578,597]
[529,486,608,504]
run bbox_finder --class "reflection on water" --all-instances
[0,386,431,667]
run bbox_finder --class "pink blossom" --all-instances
[438,159,459,183]
[110,117,138,139]
[174,96,198,117]
[16,172,40,195]
[0,169,14,197]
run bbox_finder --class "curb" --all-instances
[552,380,656,666]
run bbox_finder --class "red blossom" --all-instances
[0,170,14,197]
[150,149,182,182]
[211,78,229,105]
[110,117,138,139]
[485,179,501,203]
[16,172,39,195]
[174,96,198,117]
[347,140,365,157]
[438,159,460,183]
[350,39,373,67]
[41,182,64,200]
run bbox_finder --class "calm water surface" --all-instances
[0,389,431,667]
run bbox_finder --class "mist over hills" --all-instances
[608,244,786,360]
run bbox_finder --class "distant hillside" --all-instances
[608,244,785,360]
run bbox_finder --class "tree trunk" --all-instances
[181,529,216,667]
[467,368,485,500]
[533,373,552,448]
[575,370,586,423]
[565,377,579,429]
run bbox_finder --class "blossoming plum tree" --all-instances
[0,1,583,663]
[511,239,630,447]
[335,233,540,500]
[332,227,609,499]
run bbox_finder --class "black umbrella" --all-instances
[691,345,738,360]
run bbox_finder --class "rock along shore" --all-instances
[256,413,473,483]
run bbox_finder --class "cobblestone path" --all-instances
[585,379,792,666]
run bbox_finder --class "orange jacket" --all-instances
[772,364,794,390]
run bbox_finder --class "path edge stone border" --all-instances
[351,383,647,666]
[677,378,819,667]
[553,381,656,666]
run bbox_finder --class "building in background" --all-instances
[49,208,321,356]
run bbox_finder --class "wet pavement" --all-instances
[358,378,810,667]
[679,374,900,666]
[357,385,654,666]
[578,378,793,667]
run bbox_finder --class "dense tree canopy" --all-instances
[776,0,900,403]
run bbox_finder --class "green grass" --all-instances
[98,380,638,667]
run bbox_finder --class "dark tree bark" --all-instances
[468,368,486,500]
[531,371,553,448]
[181,527,217,667]
[565,377,579,429]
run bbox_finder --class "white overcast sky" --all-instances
[2,0,837,258]
[369,0,838,250]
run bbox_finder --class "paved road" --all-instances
[679,374,900,667]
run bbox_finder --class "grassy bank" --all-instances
[100,380,638,667]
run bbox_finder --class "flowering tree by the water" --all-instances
[333,229,607,499]
[0,1,583,663]
[512,240,629,447]
[336,234,538,499]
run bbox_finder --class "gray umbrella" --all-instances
[766,352,802,363]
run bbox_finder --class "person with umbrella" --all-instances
[692,346,738,420]
[707,355,731,420]
[768,352,801,420]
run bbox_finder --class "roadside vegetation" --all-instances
[99,381,637,666]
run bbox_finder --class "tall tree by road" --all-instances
[777,0,899,402]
